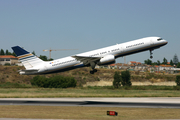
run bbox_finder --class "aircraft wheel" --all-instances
[90,71,94,74]
[150,56,153,59]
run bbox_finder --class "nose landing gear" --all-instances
[150,50,153,59]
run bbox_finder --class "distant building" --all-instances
[159,65,174,71]
[0,55,18,65]
[97,61,178,74]
[109,64,117,69]
[128,61,136,65]
[128,61,142,66]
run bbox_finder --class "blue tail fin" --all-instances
[12,46,44,69]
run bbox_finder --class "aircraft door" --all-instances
[150,39,154,45]
[120,45,124,53]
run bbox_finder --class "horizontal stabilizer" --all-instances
[19,69,39,75]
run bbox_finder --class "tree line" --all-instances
[144,54,180,68]
[0,49,16,56]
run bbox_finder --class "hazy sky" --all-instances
[0,0,180,63]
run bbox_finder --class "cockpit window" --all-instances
[157,38,163,41]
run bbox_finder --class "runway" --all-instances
[0,98,180,108]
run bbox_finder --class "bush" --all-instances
[30,76,47,87]
[175,75,180,86]
[4,63,11,66]
[113,71,122,88]
[113,70,132,88]
[30,75,77,88]
[121,70,132,86]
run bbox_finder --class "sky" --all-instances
[0,0,180,63]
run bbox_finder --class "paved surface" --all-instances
[0,98,180,108]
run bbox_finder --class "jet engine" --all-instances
[98,55,115,65]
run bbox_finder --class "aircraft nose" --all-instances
[163,40,168,45]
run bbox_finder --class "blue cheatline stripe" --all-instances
[20,57,39,63]
[12,46,30,56]
[19,55,35,60]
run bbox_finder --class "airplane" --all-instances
[12,37,168,75]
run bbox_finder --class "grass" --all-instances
[0,105,180,119]
[0,82,32,88]
[0,87,180,98]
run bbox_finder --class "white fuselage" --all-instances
[33,37,167,74]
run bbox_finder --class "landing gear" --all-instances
[90,69,97,74]
[94,69,97,72]
[90,70,94,74]
[89,62,97,74]
[150,50,153,59]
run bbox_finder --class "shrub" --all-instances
[30,75,77,88]
[30,75,46,87]
[175,75,180,86]
[113,71,122,88]
[121,70,132,86]
[4,63,11,66]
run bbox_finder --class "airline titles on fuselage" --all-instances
[51,59,76,67]
[126,42,144,48]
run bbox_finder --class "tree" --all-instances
[157,60,161,65]
[48,58,54,61]
[144,59,152,65]
[39,55,48,61]
[113,71,122,88]
[162,57,168,65]
[152,62,157,66]
[177,63,180,68]
[32,51,36,56]
[121,70,132,86]
[170,59,174,66]
[5,49,12,55]
[6,50,9,55]
[0,49,5,55]
[175,75,180,86]
[12,52,16,56]
[173,54,179,65]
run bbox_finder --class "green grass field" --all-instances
[0,105,180,120]
[0,87,180,98]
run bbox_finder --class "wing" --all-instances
[72,56,101,65]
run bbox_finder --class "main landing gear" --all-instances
[90,69,97,74]
[150,50,153,59]
[89,62,97,74]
